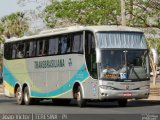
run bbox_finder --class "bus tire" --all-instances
[76,86,86,107]
[16,87,24,105]
[118,99,127,107]
[24,86,34,105]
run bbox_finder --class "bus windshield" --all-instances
[100,50,148,80]
[96,31,147,49]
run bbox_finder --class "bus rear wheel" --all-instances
[24,86,34,105]
[118,99,127,107]
[76,86,86,107]
[16,87,24,105]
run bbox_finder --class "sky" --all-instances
[0,0,49,31]
[0,0,22,17]
[0,0,47,17]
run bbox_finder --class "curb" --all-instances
[141,95,160,101]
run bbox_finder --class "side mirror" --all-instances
[96,48,101,63]
[151,48,158,64]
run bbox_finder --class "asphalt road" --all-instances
[0,95,160,120]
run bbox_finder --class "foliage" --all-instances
[44,0,121,27]
[147,38,160,64]
[125,0,160,28]
[44,0,160,28]
[0,12,29,39]
[146,37,160,85]
[0,12,29,63]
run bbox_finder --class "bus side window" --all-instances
[48,37,59,55]
[60,34,72,54]
[4,43,12,60]
[66,34,72,53]
[61,35,68,54]
[29,41,36,57]
[44,39,49,55]
[58,38,62,54]
[12,44,17,59]
[72,32,83,53]
[37,40,43,56]
[17,43,25,58]
[25,42,30,57]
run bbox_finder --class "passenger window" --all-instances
[58,38,62,54]
[61,35,68,54]
[25,42,30,57]
[4,43,12,60]
[29,41,36,57]
[48,37,59,55]
[44,39,49,55]
[12,44,17,59]
[66,34,72,53]
[37,40,46,56]
[17,43,25,58]
[72,32,83,53]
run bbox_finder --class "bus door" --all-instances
[85,31,98,99]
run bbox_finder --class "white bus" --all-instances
[3,26,150,107]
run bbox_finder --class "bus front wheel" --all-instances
[24,86,34,105]
[118,99,127,107]
[76,86,86,107]
[16,87,24,105]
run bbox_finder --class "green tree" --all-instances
[147,37,160,86]
[0,12,29,65]
[44,0,121,28]
[0,12,29,39]
[125,0,160,86]
[126,0,160,28]
[0,22,5,41]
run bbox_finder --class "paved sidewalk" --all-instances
[144,95,160,101]
[143,83,160,101]
[150,83,160,88]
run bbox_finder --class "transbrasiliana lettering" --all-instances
[34,59,65,69]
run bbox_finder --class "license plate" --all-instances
[123,92,132,96]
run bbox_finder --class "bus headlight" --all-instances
[100,85,114,90]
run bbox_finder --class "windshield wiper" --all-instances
[128,64,140,79]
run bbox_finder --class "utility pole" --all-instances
[121,0,126,26]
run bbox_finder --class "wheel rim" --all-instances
[24,91,29,103]
[77,91,81,101]
[17,89,22,102]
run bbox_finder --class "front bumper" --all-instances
[99,89,149,100]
